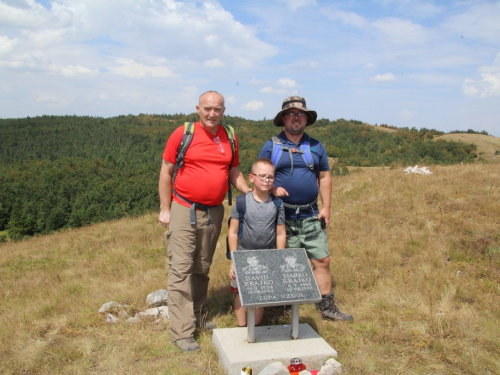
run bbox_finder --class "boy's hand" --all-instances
[230,263,236,279]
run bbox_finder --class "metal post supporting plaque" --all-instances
[247,307,256,343]
[291,304,300,339]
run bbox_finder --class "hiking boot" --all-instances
[195,316,217,331]
[196,319,217,331]
[173,337,200,353]
[317,293,353,322]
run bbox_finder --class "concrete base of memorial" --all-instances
[212,323,337,375]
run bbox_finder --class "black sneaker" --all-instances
[318,293,353,322]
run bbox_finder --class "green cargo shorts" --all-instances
[285,216,329,260]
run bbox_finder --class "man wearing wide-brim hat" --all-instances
[259,96,353,321]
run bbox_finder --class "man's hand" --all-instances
[318,207,330,227]
[271,186,289,197]
[158,209,171,228]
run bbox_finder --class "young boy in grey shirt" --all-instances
[228,158,286,327]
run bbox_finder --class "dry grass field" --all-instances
[1,164,499,374]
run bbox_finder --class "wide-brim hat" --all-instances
[273,96,317,127]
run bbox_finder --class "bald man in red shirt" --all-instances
[159,91,249,352]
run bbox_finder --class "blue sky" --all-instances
[1,0,499,136]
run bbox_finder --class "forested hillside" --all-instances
[0,114,481,239]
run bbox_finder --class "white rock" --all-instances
[319,359,342,375]
[146,289,168,307]
[106,313,118,324]
[126,315,142,324]
[404,165,432,175]
[118,310,130,319]
[99,301,122,314]
[138,306,169,319]
[139,308,160,317]
[158,306,169,319]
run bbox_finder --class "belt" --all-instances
[174,189,214,225]
[283,198,318,214]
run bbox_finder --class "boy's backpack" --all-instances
[172,121,237,206]
[270,135,316,176]
[225,194,283,259]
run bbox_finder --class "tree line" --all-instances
[0,114,478,240]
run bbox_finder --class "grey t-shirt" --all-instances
[230,192,285,250]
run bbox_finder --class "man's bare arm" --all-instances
[318,170,332,227]
[158,159,175,227]
[229,166,250,194]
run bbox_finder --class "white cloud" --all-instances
[241,100,263,111]
[0,0,48,28]
[326,10,367,28]
[463,73,500,98]
[277,78,298,88]
[259,78,299,95]
[58,64,98,77]
[376,0,442,19]
[371,73,397,82]
[203,59,226,68]
[0,0,276,77]
[110,58,175,78]
[288,60,319,70]
[0,35,17,54]
[443,2,500,44]
[277,0,317,11]
[36,93,70,104]
[261,86,278,93]
[462,52,500,98]
[249,78,261,85]
[373,18,427,45]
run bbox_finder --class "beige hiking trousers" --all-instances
[165,201,224,342]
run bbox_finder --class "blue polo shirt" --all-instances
[258,132,330,220]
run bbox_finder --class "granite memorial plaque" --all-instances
[231,248,322,308]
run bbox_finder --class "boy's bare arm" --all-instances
[228,218,239,279]
[276,223,286,249]
[228,218,239,251]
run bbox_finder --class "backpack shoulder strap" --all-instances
[270,136,284,167]
[299,138,315,173]
[271,194,283,225]
[236,194,246,238]
[221,124,236,151]
[221,124,236,206]
[177,122,195,167]
[172,122,195,188]
[271,194,283,208]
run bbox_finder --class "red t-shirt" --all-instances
[163,122,240,207]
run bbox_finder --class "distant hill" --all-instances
[365,122,499,163]
[436,133,500,164]
[0,114,491,239]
